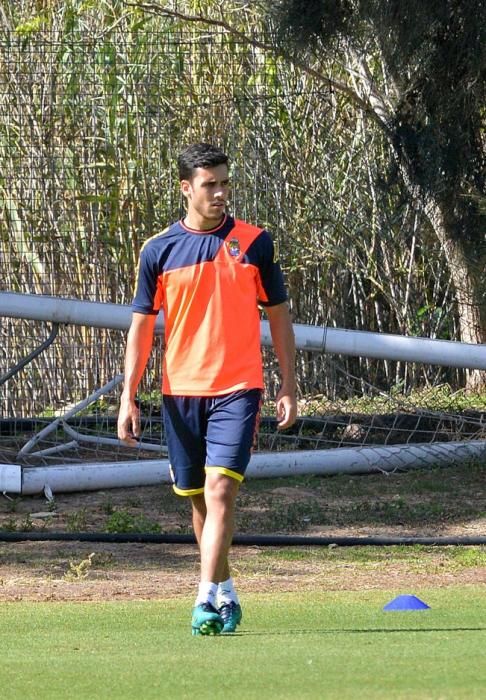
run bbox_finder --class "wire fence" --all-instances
[0,18,476,440]
[0,26,332,300]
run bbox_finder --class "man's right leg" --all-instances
[191,492,206,545]
[163,395,224,635]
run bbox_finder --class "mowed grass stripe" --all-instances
[0,588,484,699]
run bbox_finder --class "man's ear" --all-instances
[180,179,191,198]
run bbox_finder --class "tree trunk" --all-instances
[423,196,486,392]
[347,54,486,391]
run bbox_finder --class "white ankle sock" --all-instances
[217,577,239,606]
[195,581,218,607]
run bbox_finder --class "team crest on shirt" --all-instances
[227,237,240,257]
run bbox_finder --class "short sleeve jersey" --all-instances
[132,215,287,396]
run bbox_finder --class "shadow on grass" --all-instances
[237,626,486,636]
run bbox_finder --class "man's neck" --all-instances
[183,213,225,231]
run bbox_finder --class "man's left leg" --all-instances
[199,471,239,583]
[191,472,241,635]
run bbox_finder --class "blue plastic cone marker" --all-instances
[383,594,430,611]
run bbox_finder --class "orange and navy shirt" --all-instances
[132,215,287,396]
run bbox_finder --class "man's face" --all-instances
[180,164,230,228]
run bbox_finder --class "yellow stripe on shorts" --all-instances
[172,484,205,497]
[205,465,244,483]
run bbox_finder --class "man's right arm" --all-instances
[117,312,157,446]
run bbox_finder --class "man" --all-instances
[118,143,297,636]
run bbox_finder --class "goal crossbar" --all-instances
[2,291,486,370]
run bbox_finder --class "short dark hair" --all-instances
[177,143,228,180]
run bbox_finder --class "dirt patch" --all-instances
[1,539,484,603]
[0,464,485,601]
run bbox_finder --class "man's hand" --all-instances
[265,302,298,431]
[276,388,297,430]
[117,395,141,447]
[117,312,156,447]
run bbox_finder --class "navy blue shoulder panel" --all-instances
[245,230,287,306]
[141,217,235,274]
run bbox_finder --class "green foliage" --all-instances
[105,509,161,533]
[238,460,485,534]
[14,14,47,37]
[238,496,328,532]
[4,497,21,514]
[1,517,19,532]
[63,552,96,581]
[66,509,89,531]
[258,544,486,570]
[19,514,34,531]
[449,547,486,569]
[288,386,486,417]
[270,0,355,50]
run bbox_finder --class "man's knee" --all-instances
[191,492,207,515]
[205,472,240,508]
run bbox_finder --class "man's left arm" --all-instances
[265,302,298,430]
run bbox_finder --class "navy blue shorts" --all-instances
[162,389,262,496]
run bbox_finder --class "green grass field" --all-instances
[1,587,484,699]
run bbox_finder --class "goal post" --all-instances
[1,291,485,495]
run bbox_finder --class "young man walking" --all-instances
[118,143,297,635]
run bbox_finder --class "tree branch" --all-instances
[346,47,394,127]
[125,1,393,135]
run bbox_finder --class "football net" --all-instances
[1,309,485,476]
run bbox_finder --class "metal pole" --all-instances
[0,322,60,387]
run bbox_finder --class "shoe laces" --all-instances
[219,601,236,622]
[198,602,218,614]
